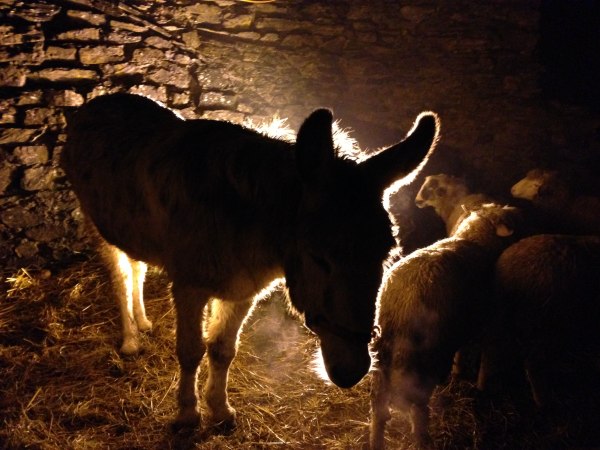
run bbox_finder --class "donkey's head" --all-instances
[285,109,440,388]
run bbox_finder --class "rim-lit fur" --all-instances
[371,203,522,449]
[62,93,440,429]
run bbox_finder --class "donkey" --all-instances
[62,93,439,430]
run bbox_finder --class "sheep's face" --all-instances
[511,169,553,200]
[511,168,572,205]
[415,174,469,210]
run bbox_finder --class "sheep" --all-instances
[370,202,523,450]
[477,234,600,413]
[415,173,493,236]
[511,168,600,235]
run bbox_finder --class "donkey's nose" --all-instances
[328,364,368,388]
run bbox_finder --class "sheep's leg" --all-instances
[525,356,554,409]
[478,324,525,396]
[451,350,464,379]
[203,299,254,428]
[172,283,209,429]
[131,261,152,332]
[370,369,392,450]
[409,402,434,450]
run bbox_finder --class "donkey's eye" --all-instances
[310,253,332,274]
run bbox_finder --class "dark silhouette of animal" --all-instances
[370,203,522,450]
[478,234,600,412]
[62,93,439,429]
[511,168,600,235]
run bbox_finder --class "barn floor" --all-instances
[1,259,598,450]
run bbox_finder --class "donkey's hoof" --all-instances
[207,406,236,433]
[137,317,153,333]
[209,415,237,435]
[120,338,140,356]
[171,409,201,432]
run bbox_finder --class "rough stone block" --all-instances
[0,128,39,145]
[223,14,254,30]
[24,107,65,126]
[109,20,146,33]
[28,68,99,83]
[13,146,49,165]
[106,31,142,44]
[21,166,57,191]
[48,90,84,107]
[0,24,43,45]
[55,28,101,41]
[18,90,43,105]
[0,65,27,87]
[0,161,15,195]
[182,30,201,49]
[132,47,166,65]
[180,4,222,25]
[171,92,190,107]
[45,46,77,61]
[147,66,189,89]
[145,36,171,49]
[0,99,16,124]
[66,10,106,26]
[79,45,125,64]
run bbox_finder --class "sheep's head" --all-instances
[415,174,470,212]
[511,169,570,206]
[454,203,523,250]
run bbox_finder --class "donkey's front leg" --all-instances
[172,283,209,429]
[203,299,254,428]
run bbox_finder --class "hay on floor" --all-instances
[1,259,598,449]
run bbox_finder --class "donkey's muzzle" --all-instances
[326,356,370,388]
[318,335,371,388]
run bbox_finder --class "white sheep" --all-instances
[370,202,522,450]
[511,168,600,235]
[415,173,493,236]
[477,233,600,412]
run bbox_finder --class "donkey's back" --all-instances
[64,93,295,280]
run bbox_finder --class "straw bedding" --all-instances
[1,258,597,449]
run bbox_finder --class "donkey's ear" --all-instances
[295,109,335,181]
[361,112,440,193]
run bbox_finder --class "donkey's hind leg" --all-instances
[203,299,255,428]
[103,244,147,355]
[131,260,152,332]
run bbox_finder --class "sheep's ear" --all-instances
[496,222,514,237]
[295,109,335,182]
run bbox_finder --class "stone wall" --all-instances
[1,0,599,268]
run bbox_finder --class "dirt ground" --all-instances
[1,259,598,449]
